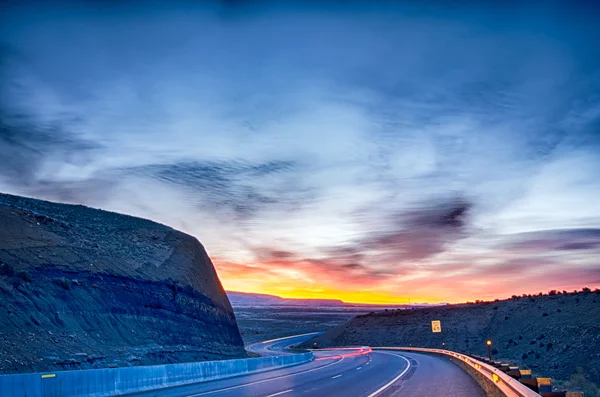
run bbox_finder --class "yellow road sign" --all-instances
[431,320,441,333]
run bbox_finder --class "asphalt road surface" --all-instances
[131,334,485,397]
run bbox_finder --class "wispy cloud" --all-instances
[130,160,303,219]
[502,229,600,253]
[357,196,472,263]
[1,1,599,302]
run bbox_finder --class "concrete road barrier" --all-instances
[0,352,314,397]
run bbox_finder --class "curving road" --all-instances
[246,332,322,356]
[131,334,485,397]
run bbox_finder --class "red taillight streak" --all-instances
[315,348,372,360]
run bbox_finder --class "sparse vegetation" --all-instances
[0,263,15,277]
[57,277,71,290]
[182,285,196,295]
[16,271,32,283]
[564,367,599,397]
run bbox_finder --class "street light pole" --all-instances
[486,340,492,360]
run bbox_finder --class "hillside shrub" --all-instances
[183,285,196,295]
[16,271,32,283]
[0,263,15,277]
[565,367,599,397]
[57,277,71,290]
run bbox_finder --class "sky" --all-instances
[1,1,599,304]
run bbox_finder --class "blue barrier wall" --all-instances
[0,352,314,397]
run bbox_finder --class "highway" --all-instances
[130,334,485,397]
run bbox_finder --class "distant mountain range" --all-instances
[227,291,345,306]
[226,291,443,307]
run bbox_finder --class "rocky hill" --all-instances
[304,290,600,384]
[0,193,245,374]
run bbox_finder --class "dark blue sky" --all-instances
[1,1,599,302]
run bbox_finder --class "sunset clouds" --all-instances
[1,1,599,303]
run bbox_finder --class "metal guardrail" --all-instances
[373,347,542,397]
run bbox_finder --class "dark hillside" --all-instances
[305,291,600,384]
[0,193,245,374]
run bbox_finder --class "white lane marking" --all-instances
[266,389,293,397]
[331,374,342,379]
[186,357,344,396]
[366,352,411,397]
[356,367,362,370]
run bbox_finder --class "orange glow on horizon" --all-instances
[228,285,420,305]
[216,257,452,304]
[214,257,600,305]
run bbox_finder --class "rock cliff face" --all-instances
[305,291,600,384]
[0,193,245,374]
